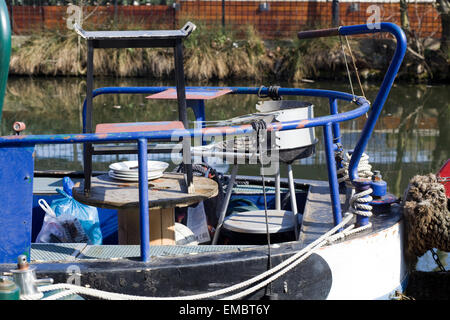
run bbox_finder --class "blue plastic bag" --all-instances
[63,176,75,196]
[51,186,102,245]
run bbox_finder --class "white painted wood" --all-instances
[319,221,408,300]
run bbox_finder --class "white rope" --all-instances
[224,215,374,300]
[41,289,78,301]
[37,213,357,301]
[19,292,44,300]
[325,221,372,244]
[337,152,374,217]
[337,152,373,186]
[349,188,373,217]
[222,239,329,300]
[344,35,366,99]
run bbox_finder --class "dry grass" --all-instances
[183,23,272,81]
[8,18,369,82]
[9,17,277,80]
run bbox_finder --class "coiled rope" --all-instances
[33,211,372,301]
[337,152,373,186]
[349,188,373,217]
[337,151,374,218]
[403,173,450,258]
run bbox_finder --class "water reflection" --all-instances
[2,77,449,187]
[1,76,449,270]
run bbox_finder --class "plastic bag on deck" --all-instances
[36,208,89,244]
[49,188,103,245]
[36,177,102,244]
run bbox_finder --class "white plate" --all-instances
[109,160,169,174]
[109,170,164,178]
[109,171,141,178]
[108,170,164,182]
[109,169,156,178]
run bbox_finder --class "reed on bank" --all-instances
[8,20,449,83]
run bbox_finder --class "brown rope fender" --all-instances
[403,173,450,257]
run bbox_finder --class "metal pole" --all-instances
[287,164,299,240]
[114,0,118,26]
[329,98,341,144]
[344,23,407,181]
[222,0,225,28]
[323,123,342,228]
[174,39,194,193]
[274,162,281,210]
[332,0,339,27]
[212,164,238,244]
[83,41,94,195]
[138,138,150,262]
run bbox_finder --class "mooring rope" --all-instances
[402,173,450,258]
[19,292,44,300]
[34,211,371,301]
[251,118,274,297]
[337,152,373,186]
[349,188,373,217]
[344,35,366,99]
[339,34,356,100]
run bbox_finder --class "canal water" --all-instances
[1,76,449,271]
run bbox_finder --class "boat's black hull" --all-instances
[0,242,332,300]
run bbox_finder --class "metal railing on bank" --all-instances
[6,0,443,39]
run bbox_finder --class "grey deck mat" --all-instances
[30,244,252,262]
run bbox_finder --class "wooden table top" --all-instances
[73,173,218,210]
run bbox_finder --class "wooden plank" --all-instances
[160,208,175,245]
[95,121,185,134]
[75,173,215,246]
[146,88,232,100]
[73,173,218,210]
[118,207,130,244]
[149,208,162,245]
[118,207,175,245]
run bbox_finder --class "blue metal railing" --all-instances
[340,23,407,182]
[0,22,406,262]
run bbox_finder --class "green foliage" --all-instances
[183,21,236,51]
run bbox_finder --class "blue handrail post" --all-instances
[188,99,207,163]
[138,138,151,262]
[329,98,341,145]
[323,123,342,228]
[342,23,407,182]
[329,97,346,193]
[187,99,206,129]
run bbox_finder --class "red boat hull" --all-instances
[437,159,450,198]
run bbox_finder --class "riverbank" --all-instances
[9,26,450,83]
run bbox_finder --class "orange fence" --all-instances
[9,5,176,34]
[7,2,442,39]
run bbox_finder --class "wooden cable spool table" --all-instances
[73,173,218,245]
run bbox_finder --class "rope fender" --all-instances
[402,173,450,257]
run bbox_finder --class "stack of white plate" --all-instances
[108,160,169,182]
